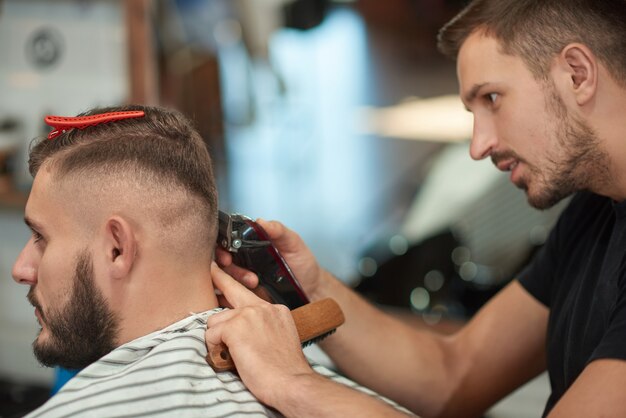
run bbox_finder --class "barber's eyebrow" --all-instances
[462,82,489,110]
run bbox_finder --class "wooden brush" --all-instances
[206,298,344,372]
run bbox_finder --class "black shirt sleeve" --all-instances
[590,276,626,363]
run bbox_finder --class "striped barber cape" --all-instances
[26,309,409,417]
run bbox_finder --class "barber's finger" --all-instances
[211,263,267,307]
[206,307,238,329]
[215,248,259,288]
[205,318,228,346]
[216,294,231,309]
[205,335,223,349]
[255,218,286,240]
[256,219,304,252]
[221,263,259,289]
[215,248,233,266]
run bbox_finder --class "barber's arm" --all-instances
[310,275,550,416]
[546,359,626,417]
[215,220,550,417]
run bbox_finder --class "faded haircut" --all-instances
[437,0,626,87]
[29,104,218,249]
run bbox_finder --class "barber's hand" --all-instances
[206,263,315,407]
[215,219,324,299]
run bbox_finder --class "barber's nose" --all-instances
[469,116,497,160]
[12,239,38,286]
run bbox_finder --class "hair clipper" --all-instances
[209,211,345,372]
[217,211,309,309]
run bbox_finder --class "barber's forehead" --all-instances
[459,29,502,55]
[457,33,503,75]
[460,32,517,68]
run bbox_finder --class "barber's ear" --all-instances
[558,43,597,106]
[104,216,137,280]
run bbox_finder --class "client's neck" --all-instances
[114,264,218,346]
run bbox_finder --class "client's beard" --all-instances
[29,251,119,370]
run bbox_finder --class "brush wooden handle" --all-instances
[206,298,344,372]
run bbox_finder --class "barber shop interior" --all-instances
[4,0,620,417]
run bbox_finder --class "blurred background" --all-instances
[0,0,567,416]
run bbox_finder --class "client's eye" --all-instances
[32,231,44,243]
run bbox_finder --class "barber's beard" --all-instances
[28,252,119,370]
[521,83,609,210]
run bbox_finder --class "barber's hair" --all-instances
[29,104,218,248]
[437,0,626,86]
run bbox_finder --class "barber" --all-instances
[206,0,626,416]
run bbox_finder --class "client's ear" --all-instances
[104,216,137,280]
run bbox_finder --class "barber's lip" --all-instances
[495,159,523,185]
[496,159,518,172]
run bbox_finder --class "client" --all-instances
[13,105,410,417]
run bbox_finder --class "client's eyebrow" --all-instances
[24,216,45,234]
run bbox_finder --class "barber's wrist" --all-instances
[307,269,340,302]
[269,371,328,416]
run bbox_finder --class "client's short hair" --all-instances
[29,105,218,252]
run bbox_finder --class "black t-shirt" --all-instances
[518,192,626,416]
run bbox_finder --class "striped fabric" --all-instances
[27,309,410,417]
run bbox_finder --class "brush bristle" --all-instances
[301,328,336,347]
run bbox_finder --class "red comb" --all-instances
[44,110,145,140]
